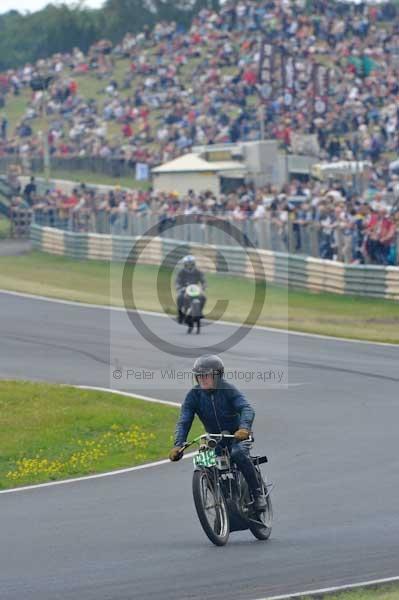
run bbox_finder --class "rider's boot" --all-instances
[196,318,201,334]
[177,309,184,324]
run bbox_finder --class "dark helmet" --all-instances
[183,254,196,271]
[192,354,224,383]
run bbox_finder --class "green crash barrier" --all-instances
[30,225,399,301]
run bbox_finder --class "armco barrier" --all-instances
[386,268,399,300]
[30,224,399,301]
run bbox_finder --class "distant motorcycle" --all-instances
[179,284,205,334]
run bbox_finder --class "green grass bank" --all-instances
[0,380,202,490]
[34,169,151,190]
[301,583,399,600]
[0,216,10,239]
[0,251,398,343]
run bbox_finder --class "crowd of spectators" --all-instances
[16,174,399,266]
[0,0,399,175]
[3,0,399,265]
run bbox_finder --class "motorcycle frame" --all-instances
[193,448,258,532]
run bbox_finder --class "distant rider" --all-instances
[175,255,206,324]
[169,354,266,511]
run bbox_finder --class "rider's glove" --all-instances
[169,447,184,462]
[234,428,250,441]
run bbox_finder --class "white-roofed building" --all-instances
[152,152,246,196]
[152,140,319,195]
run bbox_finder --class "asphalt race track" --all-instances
[1,290,399,600]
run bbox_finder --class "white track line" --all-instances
[0,458,175,496]
[76,385,180,408]
[254,574,399,599]
[0,288,398,348]
[0,386,189,496]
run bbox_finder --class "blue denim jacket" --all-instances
[174,380,255,447]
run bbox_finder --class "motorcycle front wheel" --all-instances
[192,469,230,546]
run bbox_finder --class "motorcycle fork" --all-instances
[205,467,224,507]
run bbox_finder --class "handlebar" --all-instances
[205,433,236,439]
[180,432,237,453]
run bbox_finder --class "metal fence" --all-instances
[30,209,399,264]
[10,208,32,238]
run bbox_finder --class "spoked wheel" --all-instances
[192,469,230,546]
[248,478,273,541]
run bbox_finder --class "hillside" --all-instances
[1,1,398,176]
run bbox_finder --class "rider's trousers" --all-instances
[229,440,260,495]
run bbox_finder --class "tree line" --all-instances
[0,0,220,71]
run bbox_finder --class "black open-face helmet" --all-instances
[192,355,225,385]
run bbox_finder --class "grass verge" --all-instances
[0,216,10,239]
[34,169,151,190]
[301,583,399,600]
[0,380,203,490]
[0,251,398,343]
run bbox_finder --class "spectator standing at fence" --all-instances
[348,204,364,264]
[336,206,355,263]
[115,192,129,233]
[72,191,87,231]
[292,201,312,253]
[58,188,79,230]
[318,205,337,260]
[364,206,381,264]
[378,206,397,265]
[1,114,8,141]
[23,176,36,207]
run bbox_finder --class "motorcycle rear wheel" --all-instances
[248,479,273,541]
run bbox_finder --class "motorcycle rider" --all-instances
[169,355,267,511]
[175,255,206,324]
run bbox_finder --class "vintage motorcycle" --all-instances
[180,432,273,546]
